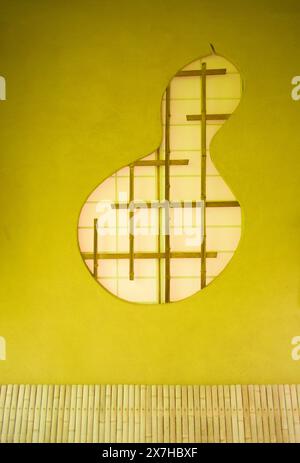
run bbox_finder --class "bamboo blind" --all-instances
[0,384,299,443]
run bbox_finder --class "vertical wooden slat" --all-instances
[206,386,213,443]
[241,385,251,443]
[156,149,162,303]
[254,385,263,443]
[20,385,30,443]
[38,385,49,443]
[260,385,270,442]
[181,386,189,443]
[129,165,135,280]
[164,85,171,303]
[266,385,276,443]
[175,385,182,443]
[128,384,135,442]
[104,384,111,443]
[26,385,36,443]
[45,385,54,442]
[7,384,18,443]
[87,385,94,443]
[224,385,232,443]
[157,385,163,442]
[187,385,195,442]
[140,385,146,442]
[57,385,66,443]
[236,385,244,443]
[116,384,123,443]
[230,385,239,443]
[110,384,117,443]
[74,385,83,443]
[80,384,88,443]
[99,385,106,443]
[200,385,207,443]
[151,385,157,443]
[62,385,71,443]
[146,385,152,443]
[248,385,257,443]
[278,384,289,443]
[193,385,201,443]
[116,384,123,442]
[284,384,295,442]
[133,385,140,443]
[297,385,300,442]
[218,385,226,443]
[93,218,98,279]
[122,385,129,443]
[212,385,219,443]
[67,385,76,443]
[32,385,42,443]
[1,384,12,442]
[272,384,283,443]
[163,385,170,442]
[290,384,300,443]
[169,385,176,443]
[14,384,25,443]
[50,385,60,443]
[200,61,207,289]
[92,385,100,443]
[0,385,7,438]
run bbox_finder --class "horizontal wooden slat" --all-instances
[186,114,230,121]
[133,159,189,166]
[111,200,239,209]
[176,68,227,77]
[82,251,218,260]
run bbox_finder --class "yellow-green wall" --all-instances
[0,0,299,384]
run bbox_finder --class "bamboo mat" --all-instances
[0,385,299,443]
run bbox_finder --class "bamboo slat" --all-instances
[236,385,245,443]
[26,385,36,443]
[67,385,76,443]
[7,384,18,443]
[62,385,71,443]
[0,385,299,443]
[248,385,257,443]
[80,384,88,443]
[151,385,157,443]
[200,385,208,443]
[200,62,207,289]
[218,385,226,443]
[169,385,176,443]
[128,385,135,443]
[278,384,289,443]
[284,384,295,443]
[20,385,30,443]
[32,384,42,443]
[211,385,219,443]
[272,384,283,443]
[87,385,94,443]
[14,384,25,443]
[164,85,171,303]
[146,385,152,443]
[175,385,182,443]
[110,384,117,443]
[187,385,195,443]
[193,386,201,443]
[116,385,123,443]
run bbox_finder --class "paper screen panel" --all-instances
[78,53,242,303]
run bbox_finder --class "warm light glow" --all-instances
[78,54,242,303]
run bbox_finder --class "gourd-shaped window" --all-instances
[78,53,242,303]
